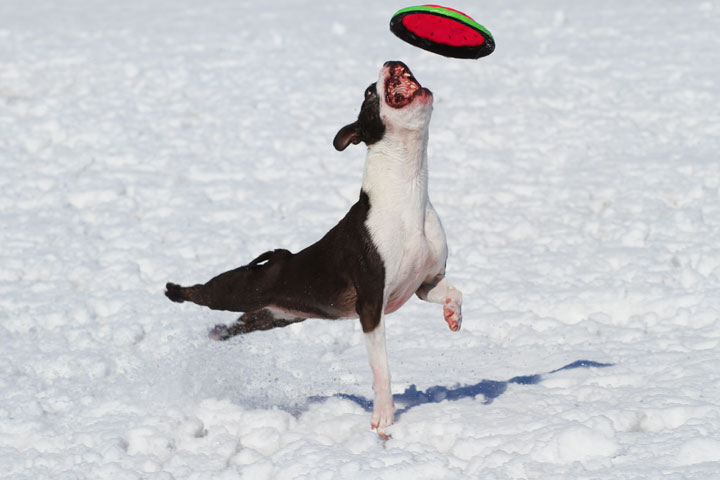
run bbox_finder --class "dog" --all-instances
[165,61,463,439]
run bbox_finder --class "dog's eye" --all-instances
[365,83,377,98]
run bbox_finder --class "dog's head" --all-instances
[334,61,433,151]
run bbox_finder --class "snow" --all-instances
[2,0,720,478]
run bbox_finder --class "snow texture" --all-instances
[2,0,720,478]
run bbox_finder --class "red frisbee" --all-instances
[390,5,495,59]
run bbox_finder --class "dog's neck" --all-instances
[361,128,430,227]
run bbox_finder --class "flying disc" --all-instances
[390,5,495,59]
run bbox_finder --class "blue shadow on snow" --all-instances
[307,360,612,418]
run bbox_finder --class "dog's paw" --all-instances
[208,324,230,341]
[165,283,186,303]
[371,394,395,440]
[444,298,462,332]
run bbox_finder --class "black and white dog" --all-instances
[165,61,463,438]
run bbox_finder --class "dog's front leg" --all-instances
[364,315,394,439]
[358,297,394,439]
[416,275,463,331]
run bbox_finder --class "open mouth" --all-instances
[384,61,428,109]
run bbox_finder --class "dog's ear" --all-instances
[333,122,361,151]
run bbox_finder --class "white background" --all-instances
[1,0,719,478]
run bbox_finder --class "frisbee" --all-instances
[390,5,495,59]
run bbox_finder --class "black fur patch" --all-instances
[165,190,386,336]
[357,82,386,146]
[333,83,386,151]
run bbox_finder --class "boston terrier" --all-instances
[165,61,463,439]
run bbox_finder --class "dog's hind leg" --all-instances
[208,308,306,341]
[165,273,253,312]
[165,249,291,312]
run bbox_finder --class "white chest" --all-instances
[365,202,436,313]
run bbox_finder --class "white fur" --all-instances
[361,64,463,437]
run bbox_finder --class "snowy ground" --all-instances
[2,0,720,478]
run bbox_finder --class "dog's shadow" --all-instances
[306,360,612,419]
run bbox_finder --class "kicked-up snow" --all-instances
[1,0,720,478]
